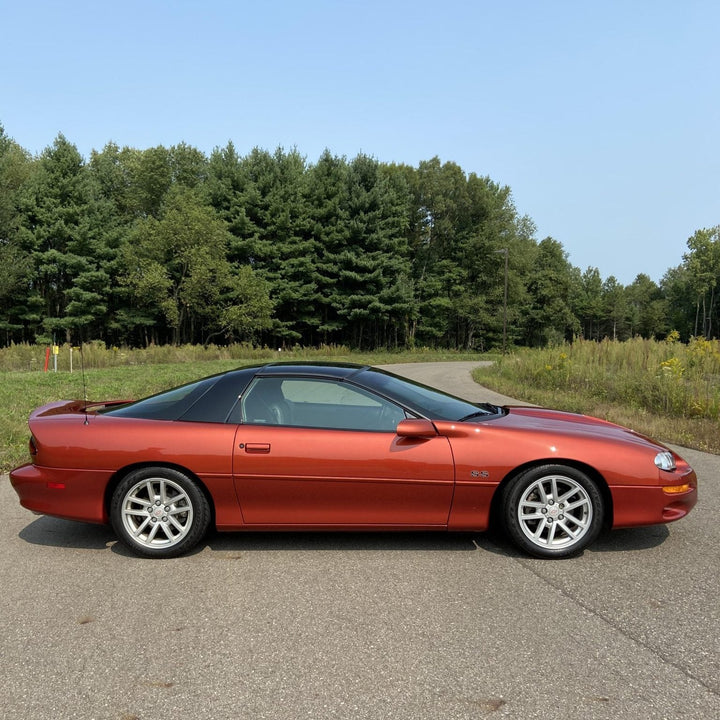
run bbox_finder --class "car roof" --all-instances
[253,362,369,380]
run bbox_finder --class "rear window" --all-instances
[100,376,220,420]
[100,368,255,422]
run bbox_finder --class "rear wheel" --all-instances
[110,467,210,558]
[502,465,604,558]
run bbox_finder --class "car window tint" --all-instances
[101,368,256,423]
[239,377,406,432]
[355,367,494,420]
[101,376,219,420]
[179,369,255,423]
[281,379,377,406]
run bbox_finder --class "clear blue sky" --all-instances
[2,0,718,285]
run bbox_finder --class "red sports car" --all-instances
[10,362,697,559]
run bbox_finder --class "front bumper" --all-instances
[611,467,698,528]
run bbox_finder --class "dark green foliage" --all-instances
[671,226,720,340]
[0,122,712,348]
[524,238,580,346]
[14,134,102,342]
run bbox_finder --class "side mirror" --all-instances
[396,418,437,438]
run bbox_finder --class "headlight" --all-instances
[654,451,676,471]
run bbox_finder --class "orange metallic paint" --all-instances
[232,425,454,525]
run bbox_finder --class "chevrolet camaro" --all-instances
[10,362,697,559]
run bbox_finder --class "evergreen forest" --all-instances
[1,124,718,350]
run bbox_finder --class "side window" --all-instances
[239,378,291,425]
[239,377,406,431]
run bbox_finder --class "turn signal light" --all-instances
[662,484,691,495]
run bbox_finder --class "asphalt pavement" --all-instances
[1,361,718,719]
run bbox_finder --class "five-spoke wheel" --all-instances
[502,465,604,558]
[110,467,210,558]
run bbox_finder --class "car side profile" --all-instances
[10,362,697,559]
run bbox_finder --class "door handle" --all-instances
[243,442,271,454]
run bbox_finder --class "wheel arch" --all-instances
[103,462,217,527]
[489,458,614,531]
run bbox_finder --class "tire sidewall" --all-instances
[110,467,210,558]
[502,464,604,559]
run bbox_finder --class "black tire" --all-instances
[110,467,211,558]
[502,464,604,559]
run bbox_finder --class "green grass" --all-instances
[0,347,486,472]
[473,336,720,454]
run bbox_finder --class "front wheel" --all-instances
[110,467,211,558]
[502,465,604,558]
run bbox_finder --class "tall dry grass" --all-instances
[0,342,282,372]
[0,342,485,372]
[473,335,720,452]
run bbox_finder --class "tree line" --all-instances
[0,123,717,349]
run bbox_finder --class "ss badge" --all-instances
[470,470,490,478]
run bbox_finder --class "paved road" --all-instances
[1,362,718,719]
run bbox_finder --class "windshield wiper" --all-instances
[458,410,491,422]
[458,404,501,422]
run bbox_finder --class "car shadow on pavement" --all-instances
[16,515,489,555]
[478,525,671,559]
[178,525,670,557]
[17,515,670,558]
[589,524,670,553]
[202,530,487,554]
[19,514,116,550]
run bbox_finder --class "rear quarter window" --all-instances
[102,369,255,422]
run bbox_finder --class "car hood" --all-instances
[491,406,669,450]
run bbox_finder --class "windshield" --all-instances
[354,367,499,421]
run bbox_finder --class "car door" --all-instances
[232,376,455,526]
